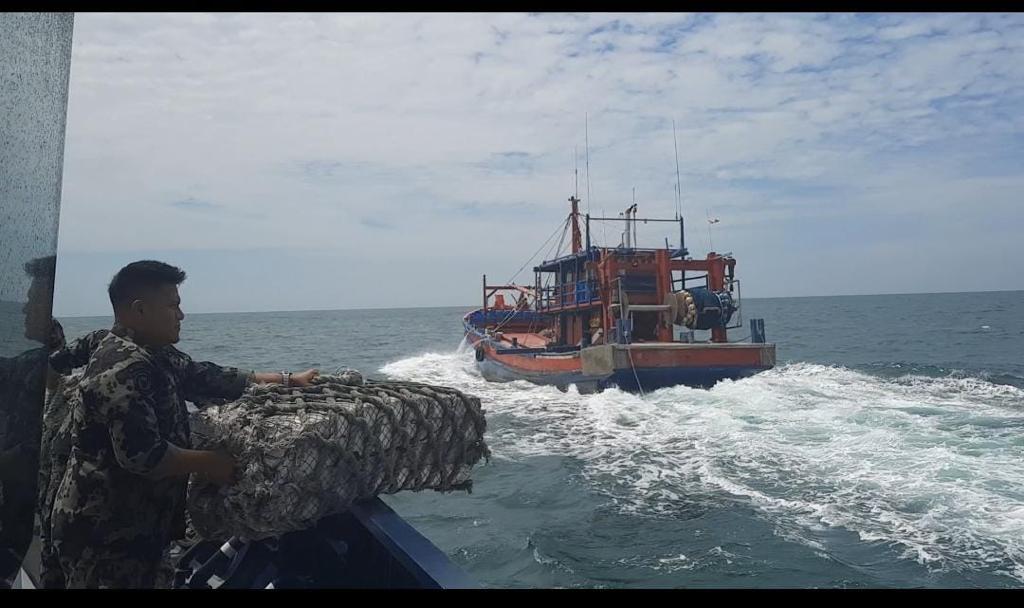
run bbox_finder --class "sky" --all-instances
[51,12,1024,316]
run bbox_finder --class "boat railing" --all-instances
[537,279,601,310]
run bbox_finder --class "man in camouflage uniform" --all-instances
[37,328,109,589]
[49,261,318,588]
[0,256,64,589]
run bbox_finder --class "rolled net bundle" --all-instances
[186,371,489,540]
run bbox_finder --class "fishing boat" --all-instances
[463,196,776,394]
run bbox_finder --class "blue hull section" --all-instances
[169,497,476,589]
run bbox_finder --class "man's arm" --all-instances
[148,443,234,485]
[186,361,320,402]
[250,369,319,386]
[49,328,109,375]
[99,361,235,484]
[183,359,251,402]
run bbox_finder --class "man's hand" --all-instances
[291,368,319,387]
[202,451,236,486]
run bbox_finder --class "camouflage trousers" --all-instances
[38,540,64,589]
[43,538,177,589]
[52,516,169,589]
[57,547,162,589]
[50,514,196,589]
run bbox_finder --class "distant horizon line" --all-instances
[51,287,1024,319]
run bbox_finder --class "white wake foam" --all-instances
[381,354,1024,582]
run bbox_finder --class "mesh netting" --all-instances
[186,371,490,541]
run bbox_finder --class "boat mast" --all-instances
[585,113,592,218]
[673,119,683,222]
[569,195,582,254]
[570,146,582,255]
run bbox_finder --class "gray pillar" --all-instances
[0,12,74,589]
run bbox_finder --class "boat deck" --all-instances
[494,331,548,349]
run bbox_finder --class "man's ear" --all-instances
[129,298,145,317]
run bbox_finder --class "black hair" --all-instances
[108,260,186,310]
[23,255,56,279]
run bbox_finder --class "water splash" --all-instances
[381,354,1024,583]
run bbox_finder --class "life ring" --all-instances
[474,345,486,361]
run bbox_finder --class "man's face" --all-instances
[136,284,184,346]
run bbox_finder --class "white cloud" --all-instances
[52,12,1024,314]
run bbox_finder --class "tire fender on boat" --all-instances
[474,345,486,361]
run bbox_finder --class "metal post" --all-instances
[680,217,686,257]
[679,217,686,287]
[0,13,74,589]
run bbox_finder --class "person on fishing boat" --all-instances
[49,260,319,588]
[589,317,605,346]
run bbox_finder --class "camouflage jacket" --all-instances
[2,320,64,579]
[38,329,111,528]
[52,325,253,557]
[0,348,47,467]
[0,320,64,487]
[49,328,110,376]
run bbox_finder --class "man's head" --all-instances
[23,255,56,343]
[108,260,186,346]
